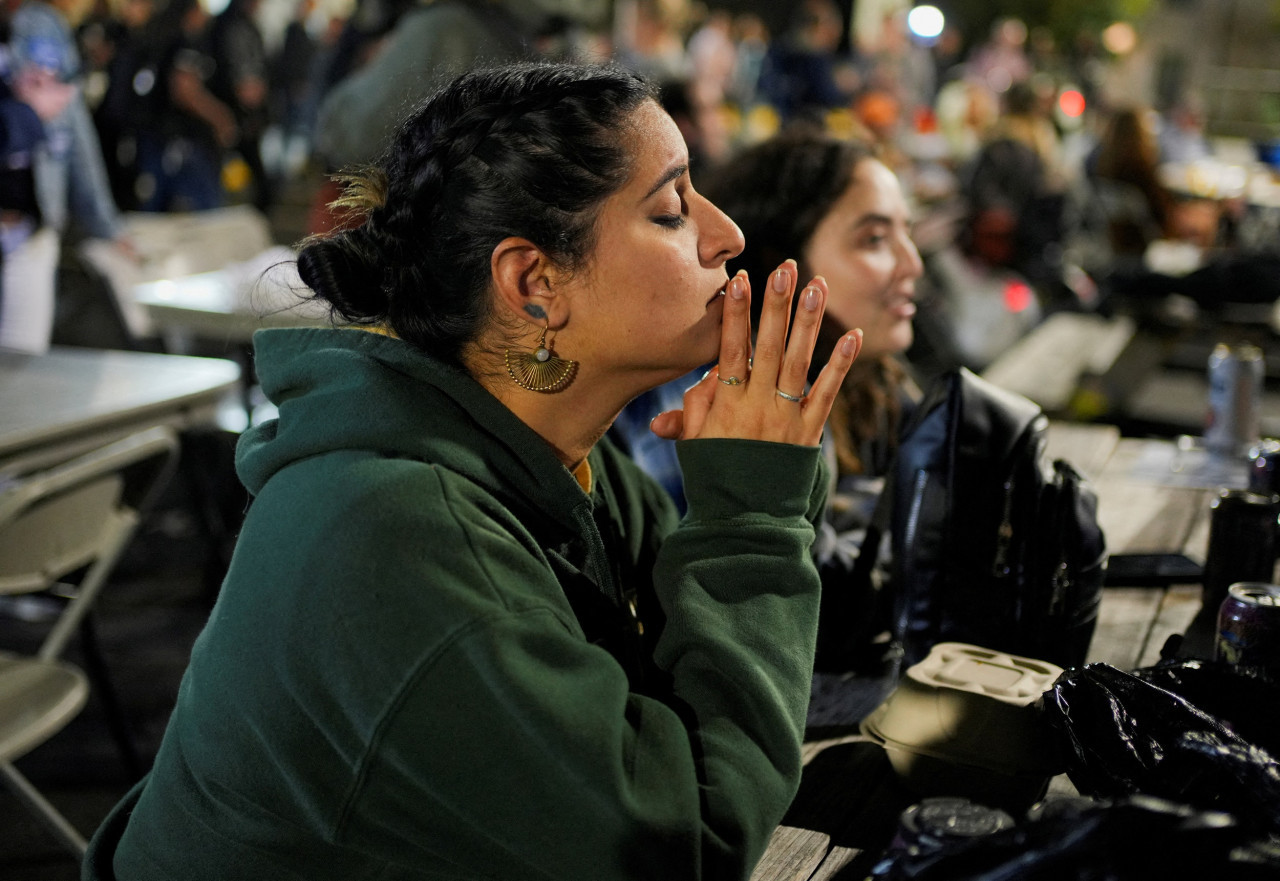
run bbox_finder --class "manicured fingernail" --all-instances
[772,267,789,292]
[729,277,744,299]
[802,286,820,311]
[841,333,857,355]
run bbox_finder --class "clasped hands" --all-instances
[649,259,862,448]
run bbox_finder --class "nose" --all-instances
[897,230,924,281]
[695,193,745,267]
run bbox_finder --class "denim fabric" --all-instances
[135,132,224,212]
[610,367,706,515]
[10,1,121,239]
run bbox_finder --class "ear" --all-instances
[491,237,564,328]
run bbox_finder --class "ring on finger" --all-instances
[775,387,804,403]
[718,375,746,386]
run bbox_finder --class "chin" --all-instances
[885,322,914,357]
[679,326,722,370]
[861,327,913,363]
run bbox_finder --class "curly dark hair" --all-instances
[296,61,658,363]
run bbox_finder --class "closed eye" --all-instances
[652,214,687,229]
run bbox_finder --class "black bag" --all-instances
[887,367,1108,669]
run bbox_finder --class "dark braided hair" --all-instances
[297,61,657,364]
[699,125,907,476]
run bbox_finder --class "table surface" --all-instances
[750,421,1236,881]
[0,346,241,473]
[131,255,331,346]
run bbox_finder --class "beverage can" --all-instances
[1248,438,1280,495]
[1216,582,1280,676]
[1200,488,1280,613]
[1206,342,1263,457]
[893,797,1015,854]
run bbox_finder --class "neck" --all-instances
[465,340,696,470]
[464,350,633,469]
[487,379,625,469]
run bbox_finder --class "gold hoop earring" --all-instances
[505,325,577,393]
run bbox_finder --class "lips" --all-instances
[887,291,916,319]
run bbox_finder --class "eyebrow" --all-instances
[853,213,895,228]
[643,163,688,199]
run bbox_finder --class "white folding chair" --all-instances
[0,426,179,855]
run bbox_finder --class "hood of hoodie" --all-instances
[237,328,591,534]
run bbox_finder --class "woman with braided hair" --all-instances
[85,61,862,880]
[613,126,924,678]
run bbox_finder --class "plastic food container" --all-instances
[860,642,1065,809]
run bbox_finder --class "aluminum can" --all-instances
[1206,342,1263,457]
[1248,438,1280,495]
[892,797,1015,854]
[1201,488,1280,614]
[1216,582,1280,676]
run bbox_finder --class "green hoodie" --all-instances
[87,327,829,881]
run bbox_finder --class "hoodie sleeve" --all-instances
[337,440,826,881]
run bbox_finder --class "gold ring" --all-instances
[718,375,745,386]
[775,388,804,403]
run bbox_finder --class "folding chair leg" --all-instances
[79,615,144,780]
[0,761,88,856]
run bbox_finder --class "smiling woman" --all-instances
[82,61,863,881]
[703,127,923,479]
[703,127,924,672]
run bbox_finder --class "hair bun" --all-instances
[297,234,390,322]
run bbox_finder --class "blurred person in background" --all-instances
[82,0,155,211]
[0,25,69,351]
[1089,104,1176,255]
[612,0,691,83]
[685,5,733,103]
[4,0,130,353]
[967,16,1031,96]
[1158,92,1211,164]
[726,11,767,108]
[756,0,857,125]
[310,0,415,104]
[658,76,730,175]
[208,0,273,210]
[315,0,612,172]
[934,75,999,166]
[959,78,1067,300]
[131,0,237,212]
[267,0,324,182]
[311,0,608,234]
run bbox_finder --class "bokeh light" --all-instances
[907,5,945,40]
[1102,21,1137,55]
[1058,89,1087,119]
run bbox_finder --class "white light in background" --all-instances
[907,5,945,41]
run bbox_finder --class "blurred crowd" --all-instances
[0,0,1273,359]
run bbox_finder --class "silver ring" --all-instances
[718,375,745,386]
[775,387,804,403]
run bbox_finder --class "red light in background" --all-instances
[1003,280,1034,313]
[1058,89,1086,119]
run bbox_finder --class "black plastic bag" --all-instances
[1135,659,1280,757]
[1044,661,1280,832]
